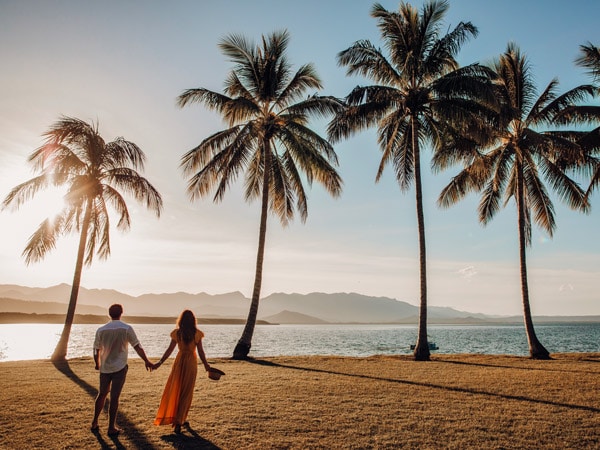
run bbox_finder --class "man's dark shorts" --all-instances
[99,365,128,394]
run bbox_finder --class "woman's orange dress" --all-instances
[154,328,204,426]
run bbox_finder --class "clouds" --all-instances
[457,265,478,280]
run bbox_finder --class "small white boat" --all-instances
[410,342,439,351]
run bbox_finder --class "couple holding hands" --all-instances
[91,304,222,436]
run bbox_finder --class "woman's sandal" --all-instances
[173,424,182,434]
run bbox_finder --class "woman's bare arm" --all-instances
[196,340,211,371]
[154,339,177,369]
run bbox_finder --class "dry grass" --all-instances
[1,353,599,449]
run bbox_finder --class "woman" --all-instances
[153,309,211,433]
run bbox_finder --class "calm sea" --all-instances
[0,323,598,362]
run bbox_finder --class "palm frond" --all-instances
[494,43,537,118]
[536,154,589,213]
[575,42,600,83]
[521,155,555,236]
[478,181,503,225]
[478,147,512,223]
[22,215,65,265]
[2,175,51,210]
[337,40,400,86]
[268,152,295,225]
[281,120,339,166]
[101,184,132,231]
[85,197,110,264]
[105,138,146,170]
[180,126,245,175]
[534,84,595,125]
[438,156,489,208]
[275,63,322,109]
[285,95,345,121]
[327,86,395,143]
[282,151,308,222]
[587,163,600,197]
[388,126,414,190]
[106,168,163,217]
[278,123,342,198]
[425,20,477,78]
[553,104,600,126]
[177,88,233,112]
[243,150,263,202]
[219,33,257,70]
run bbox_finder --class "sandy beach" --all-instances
[1,353,599,449]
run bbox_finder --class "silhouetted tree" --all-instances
[438,44,595,359]
[328,1,494,360]
[2,117,162,361]
[178,31,343,359]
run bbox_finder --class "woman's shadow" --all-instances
[160,423,220,449]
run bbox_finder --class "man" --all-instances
[91,304,153,436]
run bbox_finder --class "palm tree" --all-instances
[2,116,163,361]
[177,30,343,360]
[327,1,494,360]
[437,43,594,359]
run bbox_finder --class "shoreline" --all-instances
[1,353,598,449]
[1,311,599,325]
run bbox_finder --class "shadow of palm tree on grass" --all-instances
[436,357,600,375]
[247,358,600,413]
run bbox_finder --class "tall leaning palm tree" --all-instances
[328,1,494,360]
[437,43,594,359]
[2,117,163,361]
[178,30,343,360]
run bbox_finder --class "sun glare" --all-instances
[32,187,68,221]
[1,186,67,245]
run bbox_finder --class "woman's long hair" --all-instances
[176,310,198,344]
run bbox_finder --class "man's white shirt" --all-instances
[93,320,140,373]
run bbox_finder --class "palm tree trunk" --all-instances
[51,199,92,361]
[516,165,550,360]
[411,118,430,361]
[233,142,271,360]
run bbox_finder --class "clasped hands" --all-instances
[145,360,163,371]
[144,360,211,372]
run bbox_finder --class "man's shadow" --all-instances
[53,361,221,449]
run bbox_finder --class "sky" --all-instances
[0,0,599,316]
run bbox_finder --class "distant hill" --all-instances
[0,284,598,324]
[0,297,107,315]
[262,310,329,324]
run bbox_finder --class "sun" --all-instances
[23,187,65,223]
[1,185,67,240]
[1,182,76,263]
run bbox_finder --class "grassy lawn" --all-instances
[1,353,598,449]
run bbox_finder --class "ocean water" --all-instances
[0,322,598,362]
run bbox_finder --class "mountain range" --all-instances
[0,284,598,324]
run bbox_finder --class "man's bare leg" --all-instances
[92,375,111,431]
[107,366,128,435]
